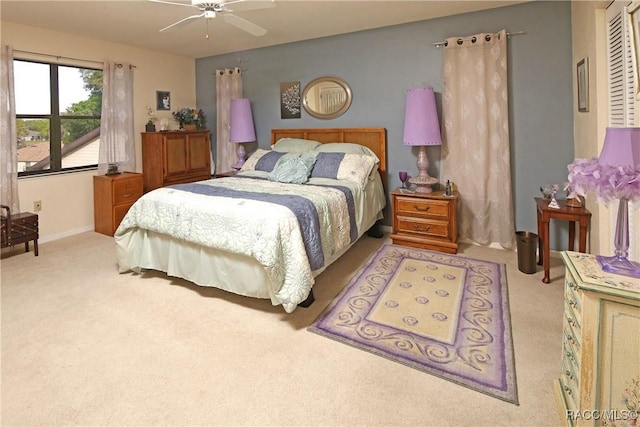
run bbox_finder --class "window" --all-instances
[14,60,102,176]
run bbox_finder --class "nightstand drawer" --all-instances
[113,178,143,205]
[396,216,450,239]
[114,203,135,229]
[395,196,450,219]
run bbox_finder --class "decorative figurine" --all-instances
[106,162,120,176]
[548,184,560,209]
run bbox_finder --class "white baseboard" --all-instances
[39,225,95,244]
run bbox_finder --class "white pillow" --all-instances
[314,142,380,164]
[240,149,286,172]
[310,152,376,189]
[272,138,322,153]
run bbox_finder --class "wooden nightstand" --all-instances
[93,172,143,236]
[390,188,458,254]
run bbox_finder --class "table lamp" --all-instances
[229,98,256,170]
[567,127,640,278]
[595,127,640,278]
[403,87,442,193]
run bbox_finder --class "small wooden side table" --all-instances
[535,197,591,283]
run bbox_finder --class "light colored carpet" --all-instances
[1,231,567,426]
[309,244,518,404]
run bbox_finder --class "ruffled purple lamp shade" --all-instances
[568,127,640,278]
[403,87,442,193]
[229,98,256,170]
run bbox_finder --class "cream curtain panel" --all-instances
[215,68,243,173]
[441,29,516,250]
[98,61,135,174]
[0,45,19,212]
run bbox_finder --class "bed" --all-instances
[115,127,387,313]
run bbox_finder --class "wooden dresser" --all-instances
[141,130,211,192]
[391,188,458,254]
[93,172,143,236]
[554,251,640,426]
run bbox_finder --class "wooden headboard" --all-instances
[271,127,387,189]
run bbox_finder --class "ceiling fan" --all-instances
[150,0,274,38]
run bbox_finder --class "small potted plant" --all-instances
[145,106,157,132]
[172,107,206,131]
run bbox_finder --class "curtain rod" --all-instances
[433,31,526,47]
[12,49,136,68]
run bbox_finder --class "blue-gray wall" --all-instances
[196,1,574,250]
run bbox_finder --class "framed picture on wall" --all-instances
[156,91,171,111]
[280,81,301,119]
[577,58,589,112]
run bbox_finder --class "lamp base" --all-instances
[408,146,438,193]
[231,142,246,171]
[408,175,438,193]
[596,254,640,279]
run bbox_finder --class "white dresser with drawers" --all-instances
[554,252,640,426]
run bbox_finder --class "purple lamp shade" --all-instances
[229,98,256,144]
[598,127,640,167]
[403,87,442,147]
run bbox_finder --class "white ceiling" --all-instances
[1,0,528,59]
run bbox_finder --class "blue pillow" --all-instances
[310,152,345,179]
[254,151,286,172]
[268,153,317,184]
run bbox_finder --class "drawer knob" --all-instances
[122,193,133,198]
[413,204,430,212]
[413,224,431,232]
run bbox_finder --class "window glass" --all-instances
[17,119,50,173]
[14,61,50,115]
[15,60,102,176]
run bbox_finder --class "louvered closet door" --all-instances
[607,1,639,261]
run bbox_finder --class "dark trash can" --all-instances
[516,231,538,274]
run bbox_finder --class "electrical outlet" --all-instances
[34,200,42,212]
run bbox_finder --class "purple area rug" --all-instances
[309,243,518,404]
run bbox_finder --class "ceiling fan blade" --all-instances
[149,0,195,8]
[223,0,275,13]
[223,13,267,36]
[160,13,204,32]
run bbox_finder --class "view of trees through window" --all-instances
[15,60,102,175]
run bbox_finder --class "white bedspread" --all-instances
[115,176,382,312]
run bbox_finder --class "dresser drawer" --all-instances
[562,328,580,371]
[560,356,579,410]
[113,177,143,205]
[396,216,450,239]
[395,196,451,220]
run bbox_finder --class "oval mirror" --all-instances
[302,76,352,119]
